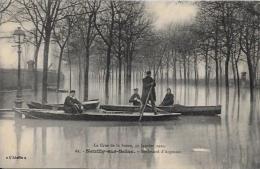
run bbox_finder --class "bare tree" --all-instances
[74,0,100,101]
[120,2,150,94]
[15,0,45,91]
[53,16,73,90]
[94,1,115,102]
[0,0,11,24]
[16,0,78,103]
[239,2,260,101]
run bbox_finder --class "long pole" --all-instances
[139,44,167,121]
[67,37,71,91]
[15,35,23,109]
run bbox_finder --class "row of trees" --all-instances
[193,2,260,101]
[7,0,151,103]
[91,1,260,102]
[1,1,260,103]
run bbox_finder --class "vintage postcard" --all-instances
[0,0,259,168]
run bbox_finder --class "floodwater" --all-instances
[0,78,260,169]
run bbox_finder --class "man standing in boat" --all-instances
[141,71,157,114]
[129,88,141,106]
[64,90,83,114]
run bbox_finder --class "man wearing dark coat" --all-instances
[64,90,82,114]
[129,88,141,106]
[141,71,157,114]
[160,88,174,106]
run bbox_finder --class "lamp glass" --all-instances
[13,27,25,43]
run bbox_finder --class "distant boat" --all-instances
[47,87,68,93]
[27,99,99,110]
[14,109,180,121]
[99,104,221,116]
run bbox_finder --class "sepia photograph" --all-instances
[0,0,260,168]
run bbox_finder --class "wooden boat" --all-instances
[99,104,221,116]
[27,99,99,110]
[14,116,221,128]
[14,109,180,121]
[14,118,181,128]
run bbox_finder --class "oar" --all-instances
[139,44,168,121]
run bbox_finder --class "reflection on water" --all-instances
[0,115,258,169]
[0,79,260,168]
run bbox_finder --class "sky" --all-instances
[145,1,198,30]
[0,1,198,69]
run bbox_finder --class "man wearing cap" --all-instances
[129,88,141,106]
[64,90,83,114]
[141,71,157,114]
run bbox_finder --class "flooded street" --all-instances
[0,79,260,169]
[2,0,260,168]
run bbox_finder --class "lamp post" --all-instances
[13,27,25,109]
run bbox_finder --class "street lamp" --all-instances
[13,27,25,109]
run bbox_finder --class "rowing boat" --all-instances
[99,104,221,116]
[14,109,180,121]
[27,99,99,110]
[47,87,68,93]
[14,116,220,128]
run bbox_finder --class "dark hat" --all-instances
[70,90,76,93]
[146,70,151,75]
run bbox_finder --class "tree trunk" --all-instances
[126,51,132,97]
[78,54,82,97]
[115,65,118,94]
[33,45,40,91]
[231,54,237,87]
[205,54,208,87]
[57,47,64,90]
[179,63,182,82]
[84,47,90,101]
[219,60,223,86]
[225,49,231,90]
[67,43,71,91]
[166,54,169,86]
[98,68,101,83]
[246,54,255,102]
[103,68,106,81]
[235,60,240,96]
[187,58,190,84]
[225,58,230,97]
[111,62,114,86]
[42,32,51,104]
[174,55,177,87]
[153,64,156,80]
[118,57,122,98]
[215,59,219,88]
[104,2,115,103]
[160,66,163,84]
[215,58,219,104]
[194,55,198,86]
[183,58,187,85]
[105,45,112,102]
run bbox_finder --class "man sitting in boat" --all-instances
[129,88,141,106]
[64,90,83,114]
[160,88,174,106]
[141,70,157,114]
